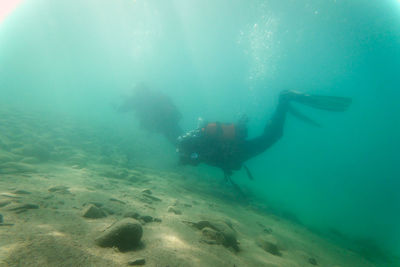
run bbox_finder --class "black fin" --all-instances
[224,171,246,198]
[294,94,352,112]
[289,105,322,127]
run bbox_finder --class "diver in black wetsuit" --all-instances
[176,90,352,181]
[119,85,183,144]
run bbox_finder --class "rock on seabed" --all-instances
[82,204,107,219]
[95,218,143,251]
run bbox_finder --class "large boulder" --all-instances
[95,218,143,251]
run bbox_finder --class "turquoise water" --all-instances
[1,0,399,260]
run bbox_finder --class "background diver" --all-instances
[120,87,351,194]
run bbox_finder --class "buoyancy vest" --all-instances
[200,122,254,180]
[201,122,237,141]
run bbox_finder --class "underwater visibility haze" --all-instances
[0,0,399,266]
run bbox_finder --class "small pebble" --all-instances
[139,198,152,204]
[109,198,126,205]
[12,190,31,195]
[142,194,161,202]
[0,200,11,208]
[256,222,265,228]
[82,204,107,219]
[124,211,141,219]
[263,228,273,234]
[257,237,281,256]
[7,203,39,213]
[167,206,182,215]
[140,215,153,223]
[48,185,70,194]
[0,193,21,199]
[141,189,152,195]
[308,258,318,265]
[128,258,146,266]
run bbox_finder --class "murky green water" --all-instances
[1,0,399,262]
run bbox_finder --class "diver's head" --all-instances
[176,129,202,166]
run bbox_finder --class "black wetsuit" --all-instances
[177,97,290,174]
[120,87,183,144]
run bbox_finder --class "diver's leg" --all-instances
[240,90,351,162]
[241,91,291,161]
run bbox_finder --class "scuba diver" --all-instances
[121,87,351,193]
[175,90,351,191]
[119,84,183,144]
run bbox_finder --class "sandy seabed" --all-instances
[0,161,391,267]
